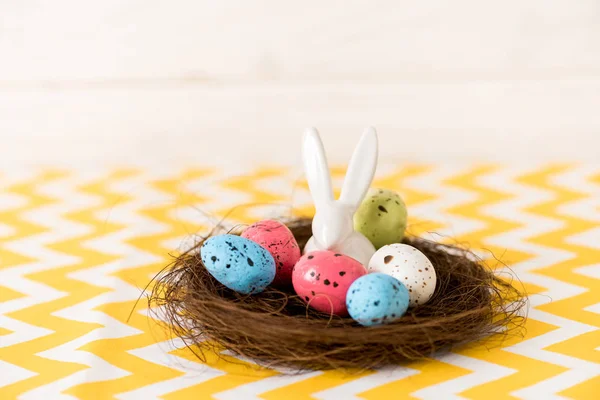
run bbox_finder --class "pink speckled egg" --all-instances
[292,251,367,316]
[241,219,301,286]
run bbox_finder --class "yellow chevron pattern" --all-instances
[1,164,599,399]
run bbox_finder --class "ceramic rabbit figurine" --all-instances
[302,127,378,266]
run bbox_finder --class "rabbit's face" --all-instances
[312,203,354,250]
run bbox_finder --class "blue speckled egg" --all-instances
[201,234,276,294]
[346,273,409,326]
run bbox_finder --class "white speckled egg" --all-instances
[367,243,436,307]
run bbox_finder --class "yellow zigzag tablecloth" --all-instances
[0,164,599,399]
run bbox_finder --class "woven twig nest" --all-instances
[150,218,525,371]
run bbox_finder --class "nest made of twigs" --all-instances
[149,217,526,371]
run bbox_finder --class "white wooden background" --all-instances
[1,1,599,166]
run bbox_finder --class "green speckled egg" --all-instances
[353,188,407,249]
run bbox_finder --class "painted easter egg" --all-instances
[201,234,276,294]
[368,243,436,307]
[354,188,408,249]
[292,250,367,316]
[346,273,409,326]
[241,219,301,286]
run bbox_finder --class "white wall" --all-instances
[1,1,599,166]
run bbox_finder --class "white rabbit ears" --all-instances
[339,127,378,207]
[302,127,379,209]
[303,128,335,206]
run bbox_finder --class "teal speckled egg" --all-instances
[346,273,409,326]
[201,234,276,294]
[354,188,407,249]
